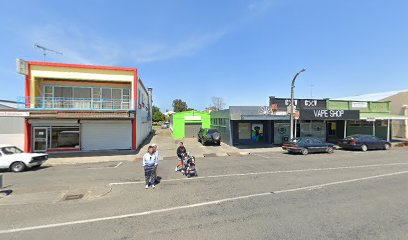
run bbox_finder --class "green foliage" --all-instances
[152,105,165,122]
[172,99,188,112]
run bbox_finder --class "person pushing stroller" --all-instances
[175,142,187,172]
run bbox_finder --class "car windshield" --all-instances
[290,138,302,144]
[1,146,23,155]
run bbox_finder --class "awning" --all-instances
[240,115,290,121]
[360,113,408,120]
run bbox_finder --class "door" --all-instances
[81,121,132,150]
[33,127,48,152]
[184,123,202,138]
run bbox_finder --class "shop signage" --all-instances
[185,116,201,121]
[299,109,359,120]
[258,106,287,116]
[0,111,29,117]
[352,102,368,108]
[269,97,326,110]
[16,59,28,75]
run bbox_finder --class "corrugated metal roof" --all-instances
[0,100,18,109]
[333,89,408,101]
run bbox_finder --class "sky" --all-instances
[0,0,408,111]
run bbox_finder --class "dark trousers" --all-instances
[144,165,155,186]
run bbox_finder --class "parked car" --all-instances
[282,137,335,155]
[161,122,170,129]
[0,145,48,172]
[338,134,391,152]
[198,128,221,146]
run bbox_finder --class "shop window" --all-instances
[238,123,251,140]
[251,124,264,142]
[362,121,373,127]
[348,121,361,127]
[377,120,388,127]
[50,127,80,149]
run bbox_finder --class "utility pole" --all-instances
[290,68,306,140]
[34,44,63,61]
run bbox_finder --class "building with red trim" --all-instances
[17,61,152,153]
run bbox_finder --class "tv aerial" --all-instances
[34,44,63,61]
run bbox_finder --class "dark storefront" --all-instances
[210,106,289,146]
[210,98,361,147]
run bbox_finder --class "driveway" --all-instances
[136,128,281,160]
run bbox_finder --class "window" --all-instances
[43,85,131,109]
[348,121,361,127]
[1,146,23,155]
[50,127,80,149]
[311,138,322,144]
[238,123,251,140]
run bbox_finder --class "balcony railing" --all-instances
[17,97,133,110]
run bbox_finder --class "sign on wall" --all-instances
[0,111,29,117]
[299,109,359,120]
[185,116,202,121]
[352,102,368,108]
[269,97,326,111]
[16,59,28,75]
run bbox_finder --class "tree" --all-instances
[209,97,226,112]
[152,105,165,122]
[172,99,188,112]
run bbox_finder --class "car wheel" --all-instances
[301,148,309,155]
[10,161,26,173]
[327,147,334,154]
[384,143,391,150]
[361,144,368,152]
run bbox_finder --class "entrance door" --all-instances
[33,127,48,152]
[184,123,202,138]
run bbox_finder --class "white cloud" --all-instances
[130,30,227,63]
[24,2,275,66]
[248,0,276,17]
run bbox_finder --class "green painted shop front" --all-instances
[170,111,210,139]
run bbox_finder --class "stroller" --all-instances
[176,153,197,178]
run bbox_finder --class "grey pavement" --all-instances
[0,148,407,239]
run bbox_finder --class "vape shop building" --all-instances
[210,96,406,146]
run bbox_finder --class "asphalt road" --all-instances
[1,148,408,240]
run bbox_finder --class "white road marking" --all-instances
[87,162,123,170]
[109,162,408,186]
[1,170,408,234]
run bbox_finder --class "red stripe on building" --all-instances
[132,68,138,150]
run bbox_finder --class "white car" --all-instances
[0,144,48,172]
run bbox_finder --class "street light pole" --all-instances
[290,68,306,140]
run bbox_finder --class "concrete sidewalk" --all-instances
[47,151,137,165]
[135,128,283,160]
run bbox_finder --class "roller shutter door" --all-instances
[184,123,202,138]
[81,121,132,150]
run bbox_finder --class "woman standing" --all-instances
[143,146,157,189]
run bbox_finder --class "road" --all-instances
[0,148,407,239]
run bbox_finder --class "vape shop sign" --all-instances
[300,109,359,120]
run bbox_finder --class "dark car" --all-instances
[282,137,335,155]
[198,128,221,146]
[338,134,391,152]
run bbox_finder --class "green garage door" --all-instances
[185,123,202,138]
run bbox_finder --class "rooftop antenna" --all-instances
[34,44,63,62]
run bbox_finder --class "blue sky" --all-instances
[1,0,407,111]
